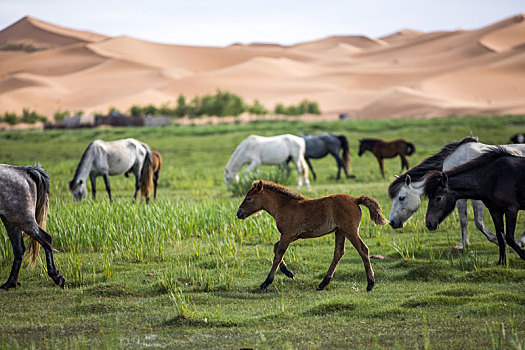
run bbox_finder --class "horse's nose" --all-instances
[389,220,403,229]
[236,209,246,220]
[425,221,438,231]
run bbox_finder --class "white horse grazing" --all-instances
[69,138,153,202]
[388,136,525,250]
[224,134,310,188]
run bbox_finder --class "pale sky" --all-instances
[1,0,524,47]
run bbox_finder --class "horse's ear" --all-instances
[394,175,399,179]
[440,173,448,186]
[256,180,263,191]
[405,174,411,186]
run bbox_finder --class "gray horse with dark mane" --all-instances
[0,164,65,290]
[300,133,355,180]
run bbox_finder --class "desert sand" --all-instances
[0,14,524,120]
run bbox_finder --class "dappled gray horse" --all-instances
[69,138,153,202]
[299,133,355,180]
[0,164,65,290]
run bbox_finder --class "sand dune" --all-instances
[0,14,524,119]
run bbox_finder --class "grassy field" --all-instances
[0,115,524,349]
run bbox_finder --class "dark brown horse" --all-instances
[358,138,415,178]
[237,180,388,291]
[140,150,162,204]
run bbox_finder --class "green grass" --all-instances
[1,115,525,349]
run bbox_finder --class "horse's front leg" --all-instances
[375,156,385,178]
[244,161,259,176]
[504,208,525,260]
[274,241,295,279]
[455,200,469,250]
[102,173,113,201]
[260,238,291,290]
[472,200,498,244]
[305,158,317,181]
[0,220,24,291]
[488,209,507,265]
[89,175,97,200]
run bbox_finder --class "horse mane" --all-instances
[423,146,517,197]
[388,136,478,198]
[70,141,95,187]
[359,138,382,145]
[258,180,305,200]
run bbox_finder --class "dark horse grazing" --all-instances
[299,133,355,180]
[424,148,525,265]
[237,180,388,291]
[358,138,415,178]
[0,164,65,290]
[139,150,162,204]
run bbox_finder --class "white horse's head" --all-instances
[389,175,423,229]
[69,179,88,202]
[223,168,240,189]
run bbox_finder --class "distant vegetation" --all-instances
[1,109,47,125]
[129,90,321,118]
[0,42,48,52]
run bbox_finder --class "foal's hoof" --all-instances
[366,280,375,292]
[280,266,295,279]
[317,276,331,291]
[0,281,18,291]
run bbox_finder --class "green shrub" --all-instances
[2,112,19,125]
[227,167,294,196]
[54,110,70,123]
[21,108,47,124]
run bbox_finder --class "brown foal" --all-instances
[237,180,388,291]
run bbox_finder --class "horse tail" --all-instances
[139,146,154,202]
[357,196,388,226]
[26,164,50,267]
[337,134,351,173]
[404,142,416,156]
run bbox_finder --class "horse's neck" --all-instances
[261,192,294,221]
[226,143,248,174]
[411,180,426,197]
[72,146,95,183]
[447,171,483,200]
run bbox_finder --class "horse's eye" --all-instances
[246,197,253,202]
[436,196,442,202]
[399,196,405,201]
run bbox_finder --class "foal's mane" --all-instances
[359,138,382,146]
[423,147,517,197]
[388,136,478,198]
[258,180,305,200]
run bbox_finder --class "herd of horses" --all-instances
[1,132,525,292]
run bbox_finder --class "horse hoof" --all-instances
[366,280,375,292]
[316,285,325,291]
[55,276,66,288]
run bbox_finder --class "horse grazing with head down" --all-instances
[237,180,387,291]
[69,138,153,202]
[358,138,415,178]
[299,133,355,181]
[139,150,162,204]
[224,134,309,188]
[0,164,65,290]
[424,148,525,266]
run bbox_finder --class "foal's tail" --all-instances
[357,196,388,225]
[404,142,416,156]
[139,147,154,202]
[26,164,50,267]
[337,134,351,173]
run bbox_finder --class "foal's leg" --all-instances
[504,209,525,260]
[376,156,385,178]
[317,230,345,291]
[472,200,498,244]
[89,175,97,200]
[455,199,469,250]
[153,171,159,200]
[400,154,409,171]
[274,241,295,279]
[260,238,291,290]
[489,209,507,266]
[0,219,25,290]
[102,173,113,201]
[20,221,65,288]
[346,231,375,291]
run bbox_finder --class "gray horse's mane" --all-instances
[388,136,478,198]
[258,180,305,200]
[423,147,516,197]
[70,141,94,187]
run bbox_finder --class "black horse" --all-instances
[299,133,355,180]
[510,133,525,144]
[424,147,525,266]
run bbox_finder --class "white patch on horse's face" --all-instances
[69,181,87,202]
[389,184,421,229]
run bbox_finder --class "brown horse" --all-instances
[139,150,162,204]
[358,138,415,178]
[237,180,388,291]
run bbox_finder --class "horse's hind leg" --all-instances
[504,209,525,260]
[400,154,409,171]
[317,230,345,291]
[0,218,25,291]
[472,200,498,245]
[102,173,113,201]
[489,209,507,265]
[274,241,294,279]
[21,222,65,288]
[305,158,317,181]
[153,171,159,200]
[345,230,375,292]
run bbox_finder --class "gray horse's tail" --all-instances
[26,164,50,266]
[139,145,154,203]
[404,142,416,156]
[337,134,351,173]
